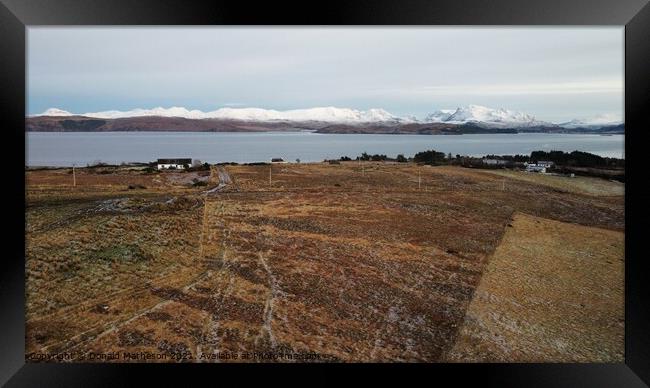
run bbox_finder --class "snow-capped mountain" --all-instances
[34,104,621,130]
[424,105,551,128]
[35,106,410,124]
[559,113,623,129]
[424,109,456,122]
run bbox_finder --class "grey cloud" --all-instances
[28,27,623,122]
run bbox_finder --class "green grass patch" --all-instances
[89,244,152,263]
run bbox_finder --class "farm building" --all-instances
[156,158,192,170]
[271,158,286,163]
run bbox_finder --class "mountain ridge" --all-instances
[32,104,623,129]
[26,115,624,135]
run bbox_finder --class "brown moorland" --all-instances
[25,162,623,362]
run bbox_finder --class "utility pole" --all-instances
[72,163,76,187]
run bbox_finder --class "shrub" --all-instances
[413,150,446,165]
[91,244,152,263]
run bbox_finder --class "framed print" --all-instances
[1,0,649,386]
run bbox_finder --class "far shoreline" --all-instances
[26,132,625,167]
[25,130,624,136]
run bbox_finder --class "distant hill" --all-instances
[26,115,326,132]
[25,115,624,135]
[315,122,518,134]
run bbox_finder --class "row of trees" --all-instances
[336,150,451,164]
[335,149,623,169]
[358,152,389,161]
[482,154,530,163]
[530,150,624,168]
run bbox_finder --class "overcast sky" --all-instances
[27,27,623,122]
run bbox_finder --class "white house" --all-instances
[537,160,554,168]
[157,158,192,170]
[526,164,547,173]
[525,160,554,173]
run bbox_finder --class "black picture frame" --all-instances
[2,0,649,386]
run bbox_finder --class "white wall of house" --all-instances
[526,165,547,173]
[157,163,187,170]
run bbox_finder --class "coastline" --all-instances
[25,131,625,167]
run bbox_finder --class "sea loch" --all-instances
[26,131,624,167]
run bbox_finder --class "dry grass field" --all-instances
[25,163,624,362]
[445,212,624,362]
[479,168,624,197]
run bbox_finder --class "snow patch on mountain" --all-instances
[424,105,551,127]
[559,113,623,129]
[424,109,456,122]
[39,108,74,117]
[36,106,409,124]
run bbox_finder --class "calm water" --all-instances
[26,131,625,166]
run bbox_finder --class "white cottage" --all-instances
[526,164,547,173]
[537,161,555,168]
[157,158,192,170]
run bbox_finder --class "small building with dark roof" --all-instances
[536,161,555,168]
[482,158,509,166]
